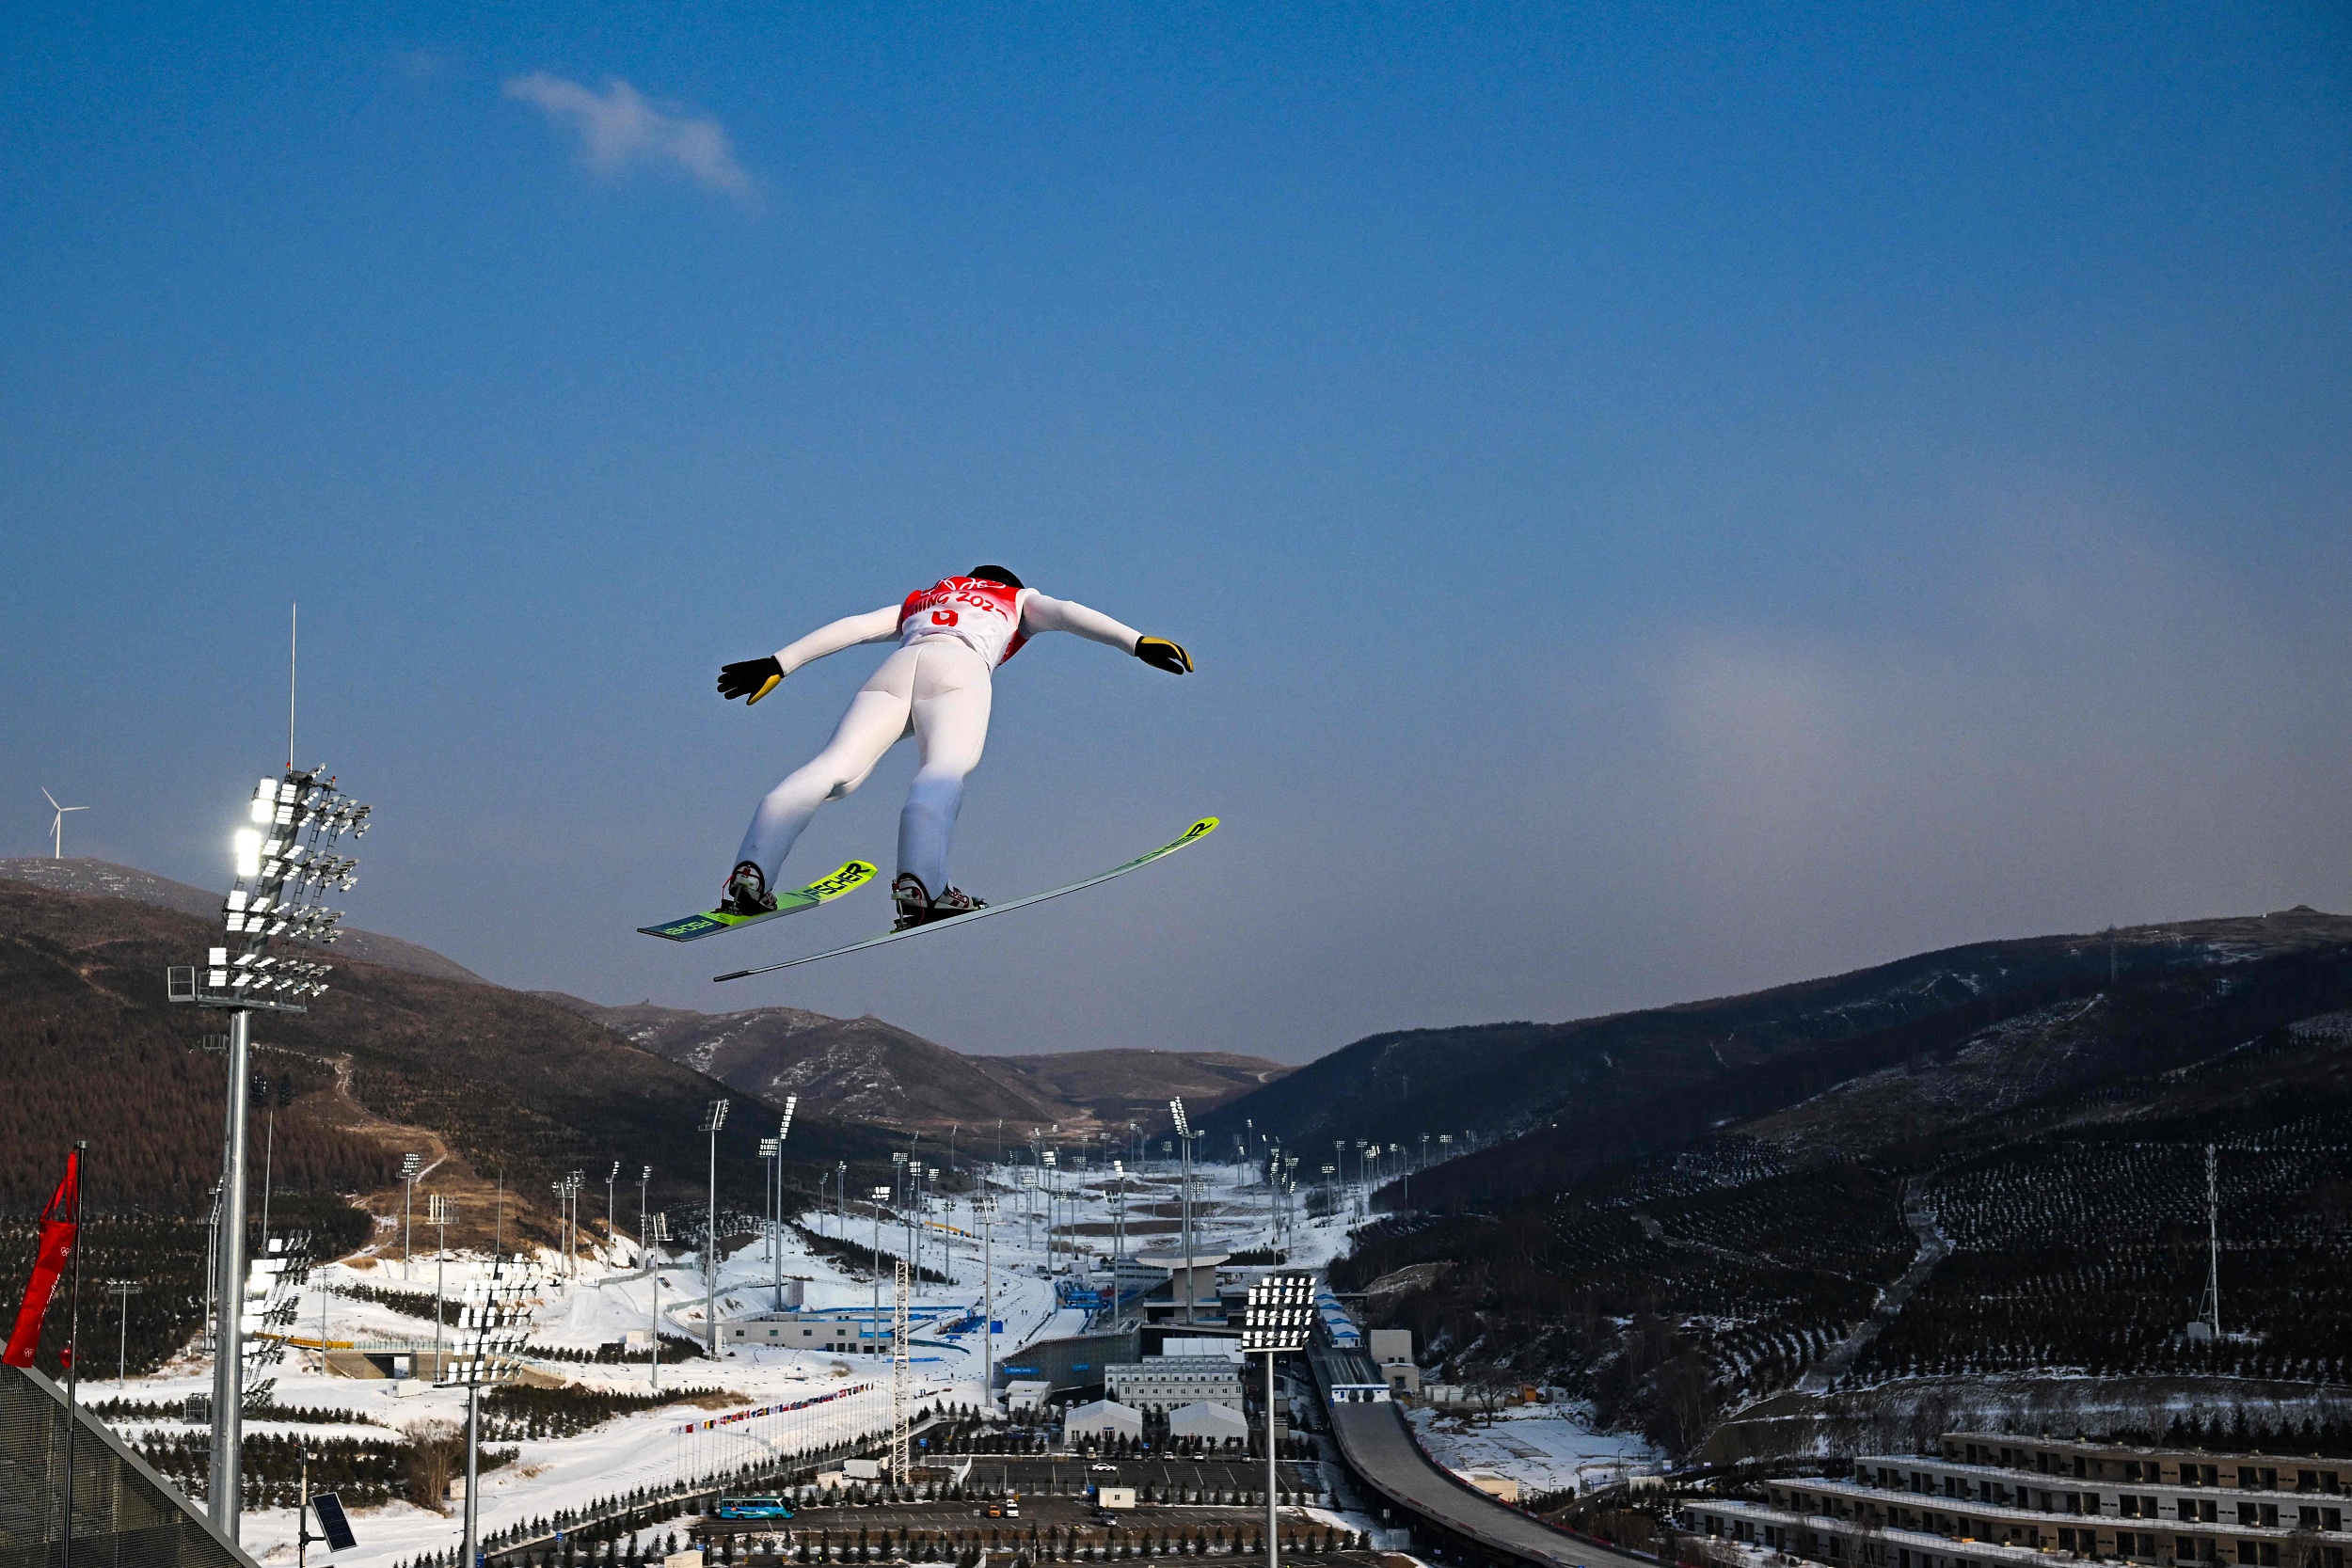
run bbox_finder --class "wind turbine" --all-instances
[41,790,88,859]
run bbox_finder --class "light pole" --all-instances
[427,1194,452,1377]
[438,1258,536,1568]
[1244,1272,1314,1568]
[648,1212,671,1391]
[400,1153,421,1281]
[1110,1161,1128,1292]
[606,1162,620,1260]
[1040,1149,1057,1271]
[759,1137,781,1279]
[164,766,370,1546]
[773,1096,797,1309]
[700,1099,729,1359]
[637,1165,652,1265]
[1170,1099,1196,1323]
[105,1279,142,1388]
[869,1186,892,1356]
[975,1194,997,1397]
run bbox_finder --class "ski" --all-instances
[713,816,1219,981]
[637,859,878,942]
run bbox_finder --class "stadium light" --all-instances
[771,1095,798,1310]
[1245,1272,1318,1568]
[700,1099,728,1359]
[1169,1099,1196,1322]
[164,764,372,1545]
[437,1259,539,1568]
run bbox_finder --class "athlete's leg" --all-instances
[733,647,918,886]
[898,641,995,895]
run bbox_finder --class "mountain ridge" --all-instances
[539,993,1290,1136]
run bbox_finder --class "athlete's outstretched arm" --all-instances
[1021,594,1194,672]
[716,605,901,704]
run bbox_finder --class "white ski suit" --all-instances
[735,577,1143,895]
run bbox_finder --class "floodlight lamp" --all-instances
[759,1138,780,1158]
[233,830,262,879]
[643,1165,653,1180]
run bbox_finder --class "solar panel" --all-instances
[311,1492,358,1551]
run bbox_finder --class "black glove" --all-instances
[718,656,786,704]
[1134,637,1194,674]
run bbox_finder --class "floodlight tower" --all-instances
[1041,1148,1058,1269]
[759,1137,781,1276]
[606,1162,621,1259]
[771,1097,798,1308]
[648,1212,672,1390]
[870,1186,892,1356]
[167,765,369,1544]
[974,1193,998,1395]
[438,1259,538,1568]
[427,1194,453,1375]
[699,1099,730,1358]
[399,1154,422,1280]
[1170,1099,1197,1323]
[1110,1161,1130,1288]
[1245,1272,1315,1568]
[637,1165,652,1264]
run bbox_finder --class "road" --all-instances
[1310,1350,1651,1568]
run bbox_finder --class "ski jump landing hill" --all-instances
[1307,1296,1649,1568]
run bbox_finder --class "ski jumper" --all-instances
[734,578,1143,895]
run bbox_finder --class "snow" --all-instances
[103,1151,1329,1566]
[1404,1402,1661,1497]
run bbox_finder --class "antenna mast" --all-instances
[288,603,297,770]
[2200,1144,2221,1339]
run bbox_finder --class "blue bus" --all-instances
[714,1496,796,1521]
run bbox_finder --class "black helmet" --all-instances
[967,564,1024,589]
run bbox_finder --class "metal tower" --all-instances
[891,1258,912,1481]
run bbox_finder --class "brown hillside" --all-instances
[0,878,901,1236]
[0,858,488,984]
[544,996,1289,1137]
[983,1049,1292,1130]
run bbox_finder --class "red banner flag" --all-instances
[3,1149,82,1369]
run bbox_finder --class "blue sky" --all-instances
[5,5,2348,1061]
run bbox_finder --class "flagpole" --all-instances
[64,1139,86,1567]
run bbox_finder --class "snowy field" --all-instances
[95,1152,1360,1566]
[1405,1403,1661,1497]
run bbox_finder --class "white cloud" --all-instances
[504,73,754,200]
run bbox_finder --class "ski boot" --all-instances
[892,873,932,930]
[721,861,776,917]
[893,873,989,930]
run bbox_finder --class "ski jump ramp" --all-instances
[1310,1345,1652,1568]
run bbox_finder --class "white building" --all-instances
[1167,1402,1249,1444]
[722,1312,849,1352]
[1064,1399,1145,1444]
[1104,1355,1245,1413]
[1368,1328,1420,1397]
